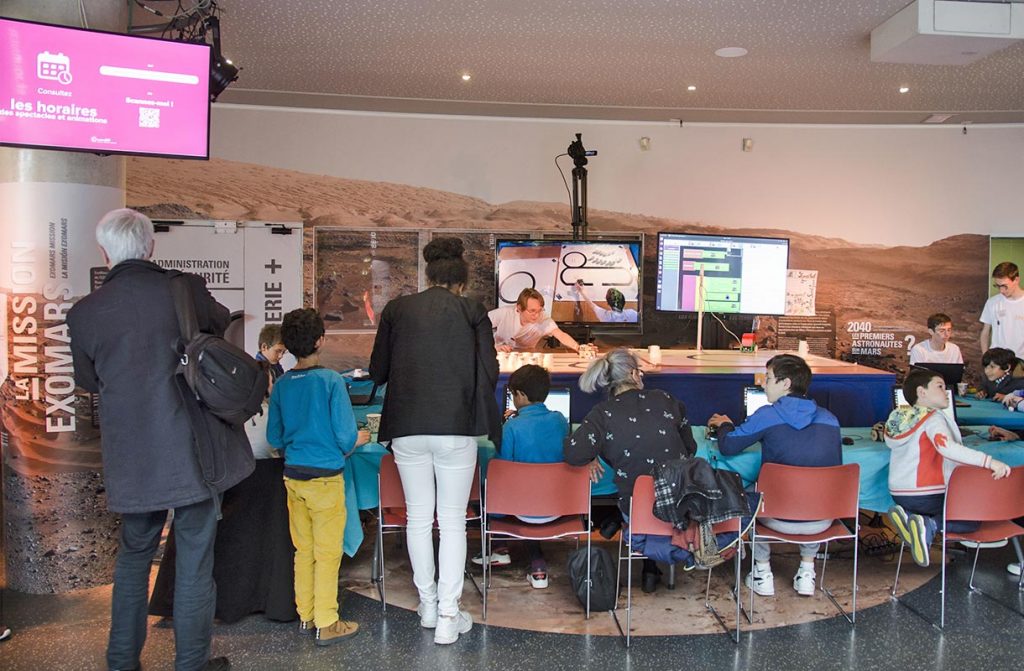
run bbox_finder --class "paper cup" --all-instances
[956,382,968,396]
[365,413,382,434]
[648,345,662,366]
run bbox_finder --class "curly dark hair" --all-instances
[508,364,551,403]
[423,236,468,287]
[280,308,325,358]
[982,347,1017,372]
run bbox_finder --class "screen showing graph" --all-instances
[655,232,788,314]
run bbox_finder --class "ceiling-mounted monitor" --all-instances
[656,232,789,315]
[0,18,211,159]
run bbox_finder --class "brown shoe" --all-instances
[298,620,315,635]
[315,619,359,646]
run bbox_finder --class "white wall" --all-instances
[210,104,1024,246]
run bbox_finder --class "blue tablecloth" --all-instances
[342,424,616,553]
[696,426,1024,513]
[954,397,1024,430]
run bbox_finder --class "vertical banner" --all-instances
[0,182,122,593]
[242,223,303,360]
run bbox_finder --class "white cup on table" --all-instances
[956,382,968,397]
[648,345,662,366]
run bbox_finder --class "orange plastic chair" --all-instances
[891,465,1024,629]
[753,463,860,624]
[612,475,755,646]
[374,453,483,612]
[481,459,592,619]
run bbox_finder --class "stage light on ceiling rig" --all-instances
[207,16,239,101]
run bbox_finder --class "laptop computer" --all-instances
[505,385,571,421]
[911,363,964,387]
[893,387,957,427]
[742,386,771,421]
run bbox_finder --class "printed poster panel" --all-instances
[0,182,121,593]
[316,228,421,333]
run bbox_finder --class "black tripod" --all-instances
[567,133,595,241]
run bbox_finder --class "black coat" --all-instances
[67,259,254,514]
[369,286,500,444]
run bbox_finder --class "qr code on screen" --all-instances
[139,107,160,128]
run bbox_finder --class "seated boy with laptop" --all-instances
[886,368,1011,568]
[910,313,963,365]
[472,364,570,589]
[708,354,842,597]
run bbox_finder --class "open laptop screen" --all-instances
[893,387,956,426]
[505,386,571,421]
[743,386,771,420]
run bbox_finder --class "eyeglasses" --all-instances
[933,328,952,334]
[994,282,1013,290]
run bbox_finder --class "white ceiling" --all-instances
[192,1,1024,123]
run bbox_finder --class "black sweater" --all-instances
[564,388,697,508]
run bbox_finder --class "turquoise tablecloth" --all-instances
[342,426,616,553]
[696,426,1024,513]
[954,397,1024,430]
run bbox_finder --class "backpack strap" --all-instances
[169,272,200,343]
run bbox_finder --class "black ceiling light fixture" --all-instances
[206,16,239,101]
[129,1,240,101]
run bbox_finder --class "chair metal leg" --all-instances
[940,539,947,629]
[968,545,982,590]
[667,563,676,590]
[820,539,856,625]
[891,541,905,597]
[585,531,592,619]
[482,532,490,620]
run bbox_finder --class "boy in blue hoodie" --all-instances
[268,309,370,646]
[708,354,842,597]
[472,365,568,589]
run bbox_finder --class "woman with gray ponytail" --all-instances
[565,348,697,592]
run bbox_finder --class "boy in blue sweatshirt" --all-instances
[268,309,369,646]
[472,365,568,589]
[708,354,842,598]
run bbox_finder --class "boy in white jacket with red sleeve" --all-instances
[885,368,1010,567]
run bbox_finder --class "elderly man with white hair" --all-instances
[67,209,252,671]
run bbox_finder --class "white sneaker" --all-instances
[793,565,816,596]
[434,610,472,645]
[471,550,511,567]
[527,570,549,589]
[745,564,775,596]
[1008,563,1021,576]
[417,601,438,629]
[960,539,1008,549]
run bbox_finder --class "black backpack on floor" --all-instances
[567,545,617,612]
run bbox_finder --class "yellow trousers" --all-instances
[284,474,346,628]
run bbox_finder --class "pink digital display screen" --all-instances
[0,18,211,159]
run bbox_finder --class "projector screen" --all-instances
[495,238,642,327]
[0,18,211,159]
[656,232,789,315]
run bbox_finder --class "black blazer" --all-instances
[68,259,254,513]
[370,286,500,444]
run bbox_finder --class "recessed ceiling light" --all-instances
[715,47,748,58]
[923,114,953,124]
[687,85,697,92]
[461,73,472,82]
[899,86,910,94]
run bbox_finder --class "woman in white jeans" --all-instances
[369,237,500,645]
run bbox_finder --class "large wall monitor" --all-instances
[495,238,642,327]
[656,232,789,314]
[0,18,211,159]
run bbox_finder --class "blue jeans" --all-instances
[892,494,979,546]
[107,496,219,671]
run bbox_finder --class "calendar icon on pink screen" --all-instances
[37,51,73,85]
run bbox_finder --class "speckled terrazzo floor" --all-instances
[3,541,1024,670]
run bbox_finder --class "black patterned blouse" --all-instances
[564,388,697,509]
